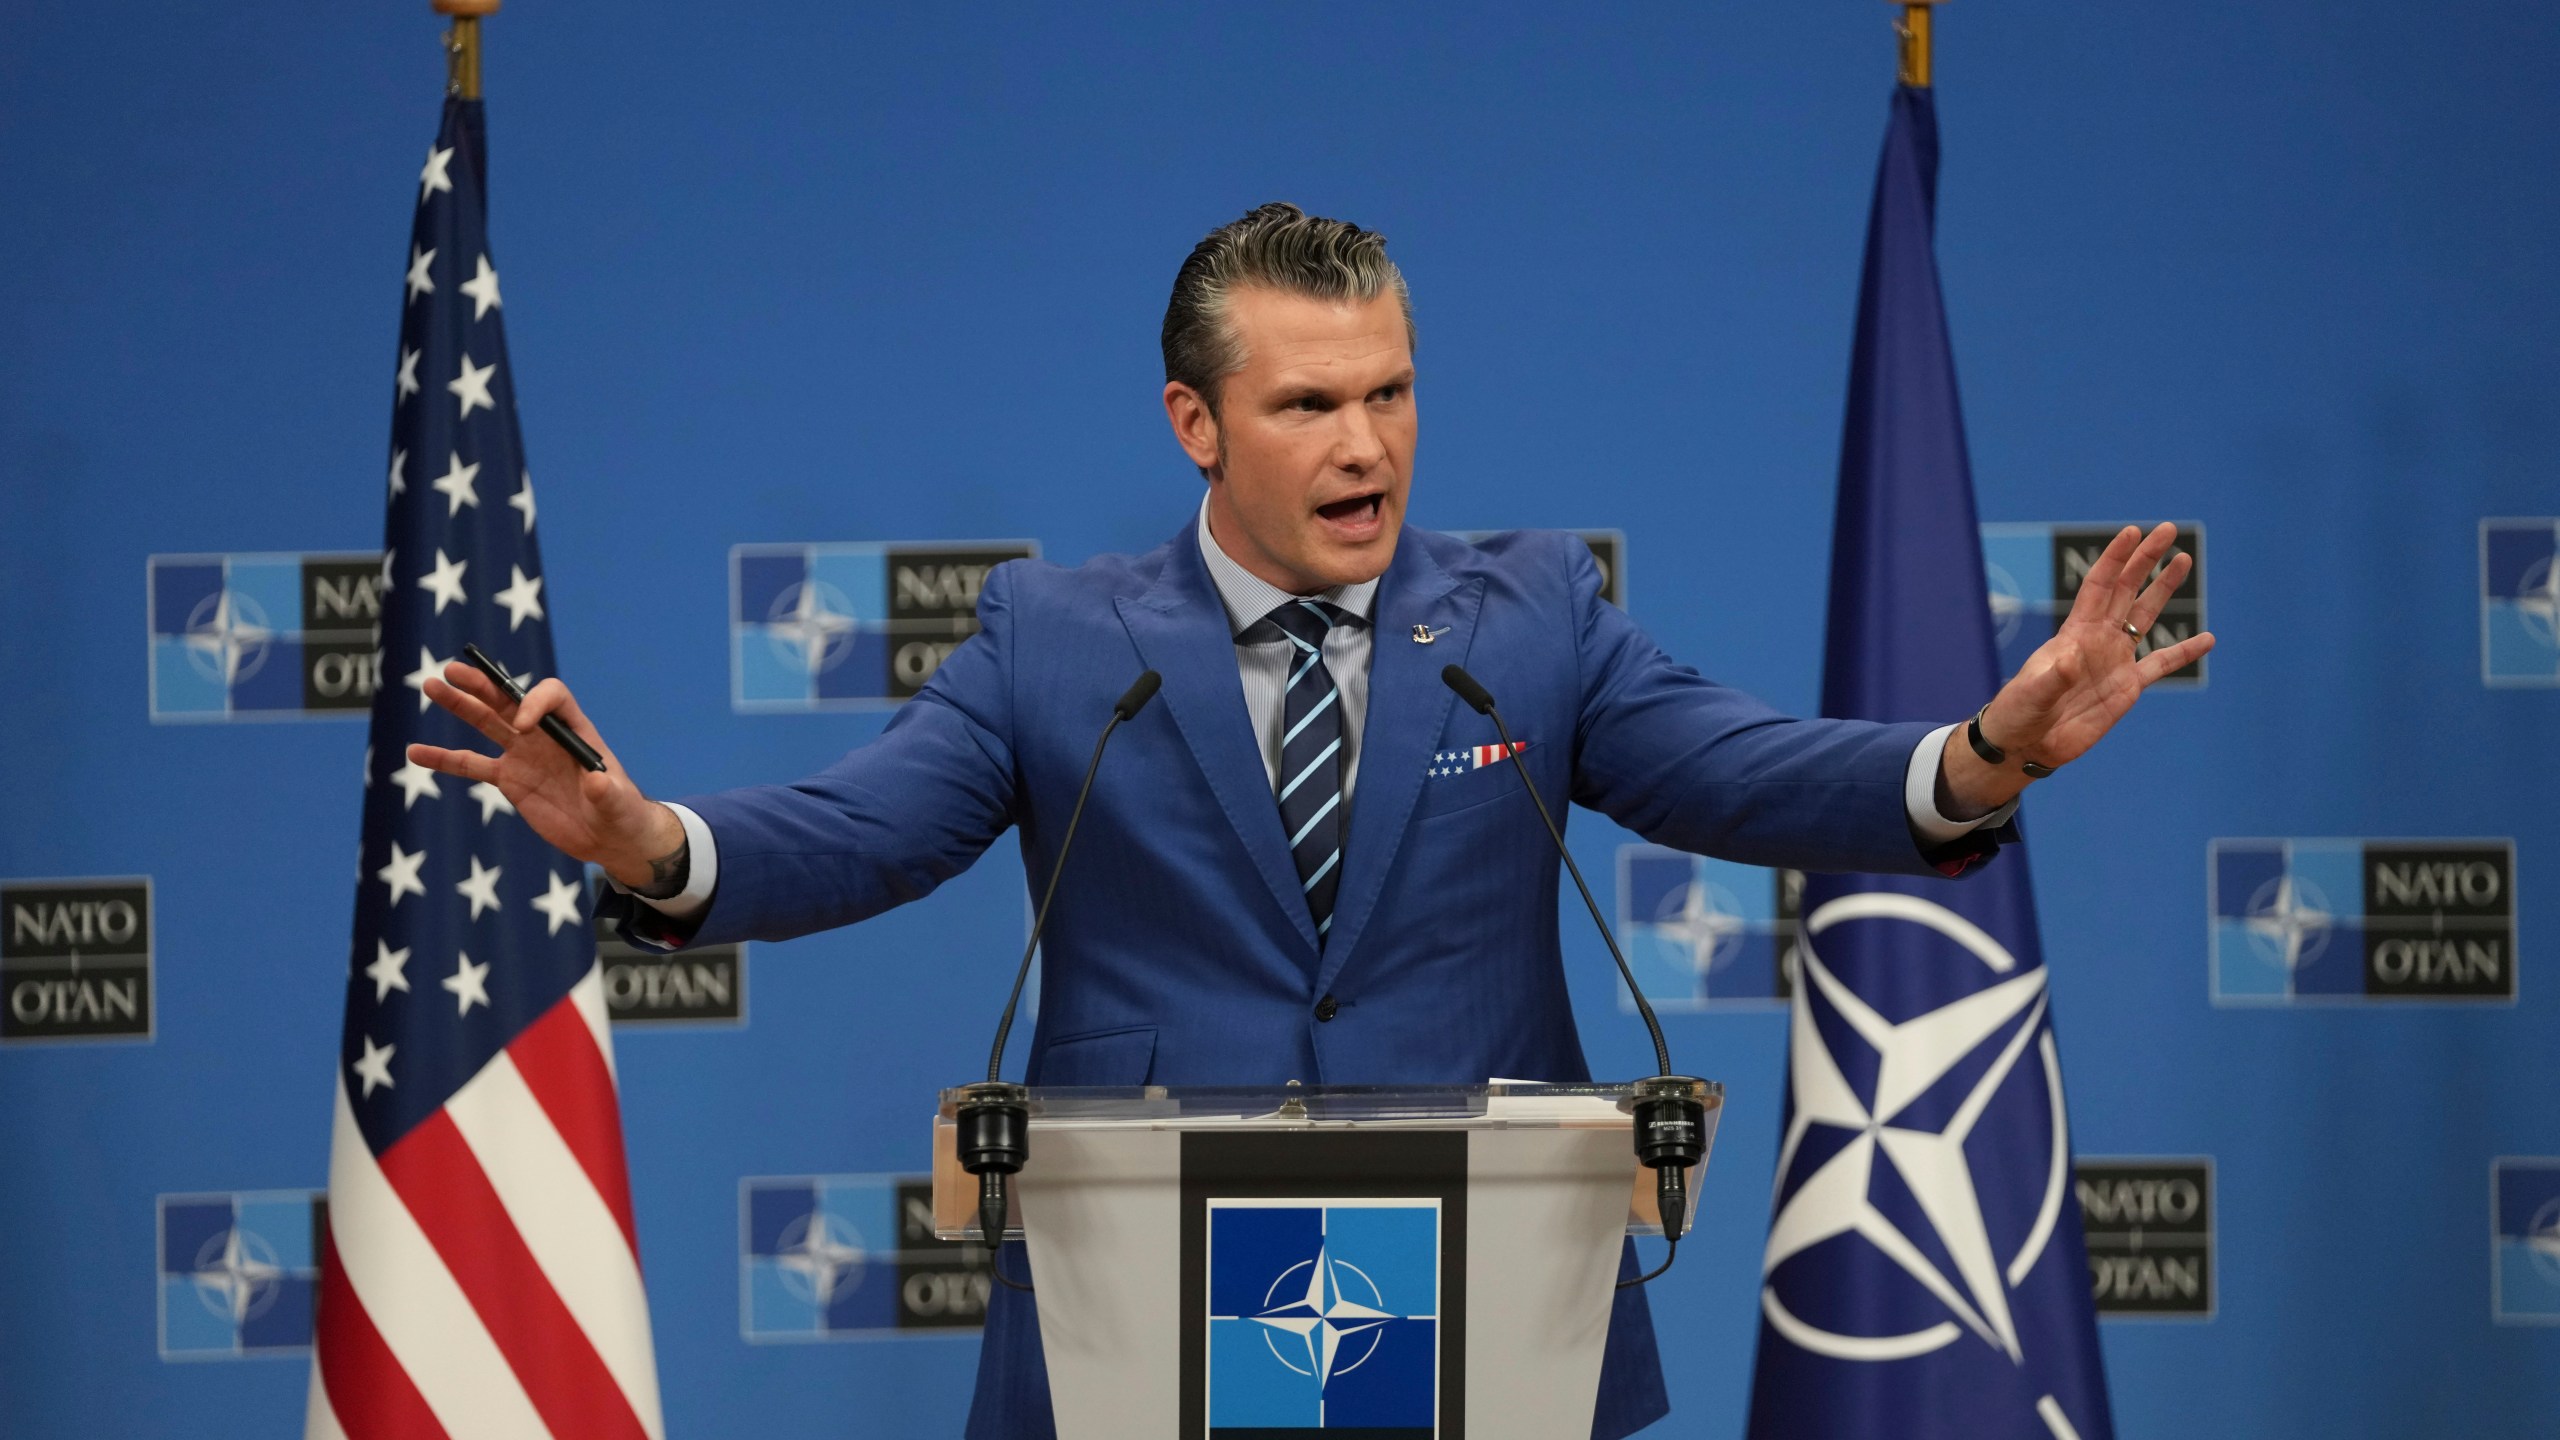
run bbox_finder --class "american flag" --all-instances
[307,97,663,1440]
[1426,740,1528,777]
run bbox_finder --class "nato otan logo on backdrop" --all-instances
[2210,839,2516,1004]
[1451,529,1625,608]
[740,1174,993,1339]
[1205,1200,1442,1435]
[2076,1158,2213,1319]
[590,878,745,1027]
[157,1191,323,1359]
[148,553,384,719]
[730,542,1037,711]
[2,878,151,1043]
[2492,1157,2560,1324]
[1616,845,1800,1010]
[1982,522,2206,687]
[2480,518,2560,686]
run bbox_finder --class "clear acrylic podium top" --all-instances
[929,1079,1724,1241]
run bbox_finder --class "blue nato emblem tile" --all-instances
[147,553,385,719]
[1206,1201,1439,1436]
[157,1192,321,1358]
[2209,839,2515,1005]
[2480,519,2560,685]
[741,1174,992,1339]
[2494,1158,2560,1323]
[1618,845,1798,1010]
[729,542,1035,712]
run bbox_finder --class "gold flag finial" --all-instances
[1896,1,1943,89]
[433,0,501,99]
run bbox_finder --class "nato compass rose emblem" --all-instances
[184,588,275,685]
[772,1207,867,1306]
[1250,1241,1400,1384]
[1761,894,2075,1377]
[2243,874,2334,975]
[763,578,860,678]
[1651,873,1751,978]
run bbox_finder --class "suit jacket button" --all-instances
[1314,995,1339,1022]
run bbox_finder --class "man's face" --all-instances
[1166,286,1416,595]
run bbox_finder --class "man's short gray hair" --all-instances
[1161,202,1414,418]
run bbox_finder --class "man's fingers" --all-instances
[513,677,606,751]
[2138,630,2215,685]
[2065,526,2143,624]
[406,741,501,785]
[2123,549,2194,634]
[422,674,518,747]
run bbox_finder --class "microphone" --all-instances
[956,669,1162,1291]
[1440,664,1709,1286]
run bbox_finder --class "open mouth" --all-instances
[1315,493,1384,527]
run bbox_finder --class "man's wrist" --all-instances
[606,804,691,898]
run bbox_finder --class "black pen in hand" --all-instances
[458,643,607,774]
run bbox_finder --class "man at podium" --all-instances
[407,203,2205,1438]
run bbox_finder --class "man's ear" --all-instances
[1163,381,1223,477]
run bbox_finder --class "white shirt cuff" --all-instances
[626,802,718,920]
[1904,723,2019,846]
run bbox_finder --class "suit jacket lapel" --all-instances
[1116,523,1320,957]
[1317,535,1480,993]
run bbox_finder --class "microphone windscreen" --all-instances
[1440,664,1497,715]
[1114,670,1164,720]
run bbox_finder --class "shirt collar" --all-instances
[1195,493,1381,639]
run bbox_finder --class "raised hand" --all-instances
[1942,522,2215,813]
[407,664,687,893]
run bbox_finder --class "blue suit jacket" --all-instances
[620,519,2004,1438]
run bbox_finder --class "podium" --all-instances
[934,1080,1723,1439]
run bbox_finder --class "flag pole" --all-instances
[1896,0,1941,88]
[434,0,500,99]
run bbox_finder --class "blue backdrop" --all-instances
[3,2,2556,1436]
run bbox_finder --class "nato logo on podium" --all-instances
[1206,1200,1441,1435]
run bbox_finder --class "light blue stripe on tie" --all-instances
[1318,915,1332,935]
[1279,738,1341,801]
[1298,599,1333,625]
[1282,688,1338,747]
[1287,648,1323,689]
[1288,791,1341,848]
[1301,848,1340,892]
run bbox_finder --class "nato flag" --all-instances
[1742,87,2116,1440]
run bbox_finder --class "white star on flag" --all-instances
[449,352,497,419]
[429,451,481,516]
[469,781,516,823]
[493,565,545,631]
[442,953,492,1016]
[460,254,502,320]
[455,855,505,920]
[509,471,536,532]
[352,1035,396,1096]
[377,842,428,906]
[419,548,470,614]
[379,548,397,595]
[366,941,412,1001]
[388,448,407,498]
[390,758,445,810]
[404,646,450,712]
[395,346,421,402]
[418,145,454,203]
[405,245,437,303]
[531,871,585,937]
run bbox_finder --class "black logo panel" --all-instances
[892,1178,994,1329]
[885,545,1034,699]
[2361,845,2514,999]
[2076,1158,2212,1317]
[2051,527,2205,687]
[2,879,153,1041]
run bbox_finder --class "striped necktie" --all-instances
[1255,599,1351,941]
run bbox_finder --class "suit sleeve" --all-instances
[1563,538,1999,877]
[606,562,1023,950]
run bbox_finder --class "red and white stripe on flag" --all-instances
[1471,741,1528,768]
[308,970,663,1440]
